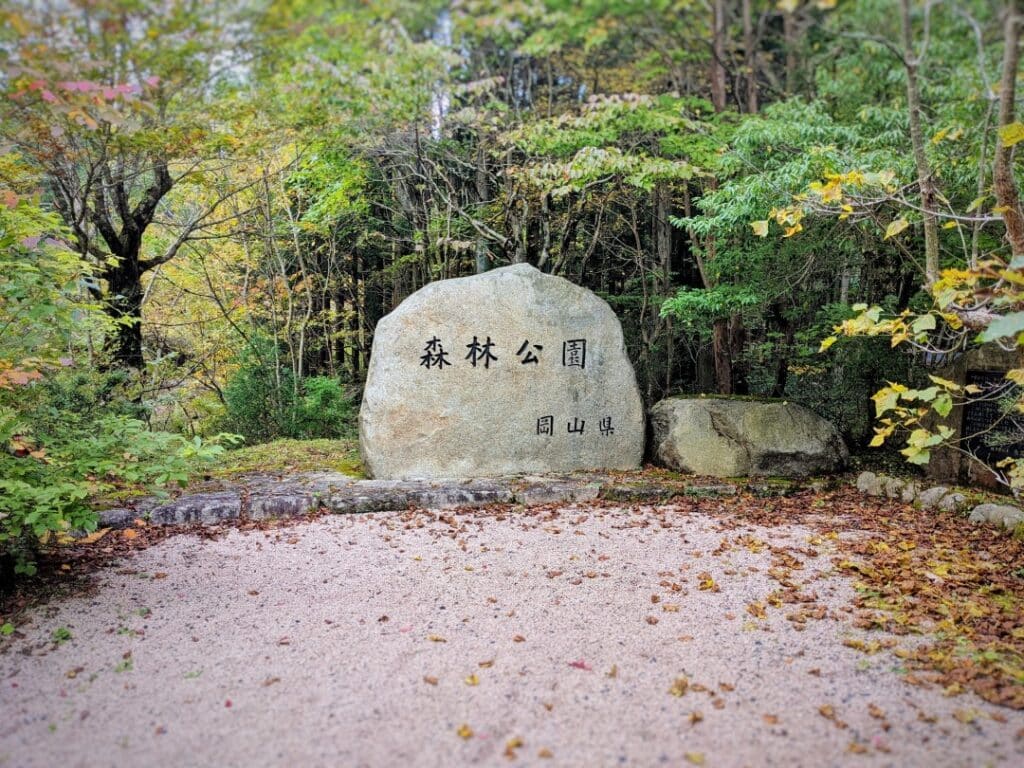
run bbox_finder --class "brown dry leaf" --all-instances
[513,635,526,643]
[847,742,869,755]
[423,676,438,686]
[746,601,767,619]
[763,714,779,725]
[719,682,735,692]
[689,711,704,725]
[121,529,138,540]
[537,748,553,759]
[669,676,690,697]
[662,604,680,612]
[867,704,886,720]
[607,664,618,678]
[262,676,280,687]
[651,594,660,604]
[646,615,659,625]
[478,660,494,668]
[428,635,447,643]
[712,698,725,710]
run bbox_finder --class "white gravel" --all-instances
[1,502,1022,767]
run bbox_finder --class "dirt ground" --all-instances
[1,492,1023,767]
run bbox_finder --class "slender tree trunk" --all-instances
[993,2,1024,258]
[900,0,941,284]
[742,0,758,113]
[710,0,728,112]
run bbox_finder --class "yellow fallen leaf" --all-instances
[669,676,689,697]
[456,724,473,740]
[685,752,706,765]
[428,635,446,643]
[78,527,111,545]
[464,673,479,686]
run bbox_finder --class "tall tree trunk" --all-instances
[742,0,758,113]
[103,254,146,370]
[993,2,1024,258]
[710,0,728,112]
[900,0,941,284]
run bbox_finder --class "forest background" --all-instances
[2,0,1024,573]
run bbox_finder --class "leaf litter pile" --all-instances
[2,480,1024,765]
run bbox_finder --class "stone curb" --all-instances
[91,472,810,530]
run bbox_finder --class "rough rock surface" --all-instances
[969,502,1024,529]
[648,397,848,478]
[917,486,950,508]
[359,264,644,480]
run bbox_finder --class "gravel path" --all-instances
[1,501,1022,767]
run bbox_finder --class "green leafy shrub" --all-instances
[221,341,356,442]
[0,386,239,576]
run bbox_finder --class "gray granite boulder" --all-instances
[968,503,1024,529]
[648,397,848,478]
[359,264,645,480]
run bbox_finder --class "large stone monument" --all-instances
[359,264,644,480]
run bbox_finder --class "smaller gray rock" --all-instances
[900,482,919,504]
[884,477,906,499]
[96,507,137,529]
[937,492,967,513]
[918,486,949,509]
[969,503,1024,529]
[856,471,883,496]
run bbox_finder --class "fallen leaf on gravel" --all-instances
[719,682,735,692]
[568,659,592,670]
[763,714,779,725]
[478,660,494,668]
[646,615,659,625]
[152,572,168,580]
[953,709,980,724]
[607,664,618,678]
[712,698,725,710]
[262,677,280,687]
[819,704,848,729]
[689,711,703,725]
[697,572,719,591]
[847,742,868,754]
[65,667,83,679]
[121,529,138,540]
[513,635,526,643]
[538,748,553,758]
[867,704,886,720]
[428,635,446,643]
[684,752,705,765]
[669,676,689,697]
[456,724,473,740]
[464,674,479,686]
[504,737,523,758]
[746,602,767,619]
[423,676,438,685]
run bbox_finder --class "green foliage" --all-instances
[220,341,356,443]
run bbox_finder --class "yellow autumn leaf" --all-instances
[750,220,769,237]
[685,753,706,766]
[998,121,1024,148]
[456,724,473,739]
[884,218,910,240]
[819,335,837,353]
[464,673,479,686]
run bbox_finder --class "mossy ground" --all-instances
[209,438,364,479]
